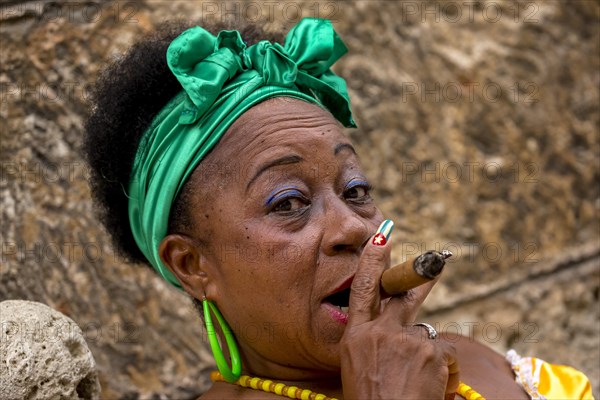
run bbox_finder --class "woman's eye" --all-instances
[266,188,310,214]
[273,197,308,212]
[345,186,367,199]
[344,181,372,201]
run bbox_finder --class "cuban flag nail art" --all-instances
[372,219,394,246]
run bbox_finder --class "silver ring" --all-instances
[413,322,438,340]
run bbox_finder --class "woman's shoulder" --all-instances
[443,333,530,400]
[449,334,594,400]
[444,332,511,370]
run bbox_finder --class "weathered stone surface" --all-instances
[0,300,101,399]
[422,244,600,389]
[1,0,598,398]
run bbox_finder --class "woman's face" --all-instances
[180,98,383,378]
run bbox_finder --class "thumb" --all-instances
[347,219,394,327]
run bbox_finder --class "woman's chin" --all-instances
[307,303,349,357]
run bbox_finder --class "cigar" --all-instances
[380,250,452,296]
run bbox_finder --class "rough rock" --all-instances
[0,300,101,400]
[0,0,598,398]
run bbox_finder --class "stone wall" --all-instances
[1,0,598,398]
[0,300,101,399]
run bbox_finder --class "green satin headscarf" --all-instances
[128,18,356,288]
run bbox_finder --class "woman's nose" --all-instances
[321,196,371,256]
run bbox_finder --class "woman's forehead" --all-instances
[216,98,347,159]
[191,98,354,196]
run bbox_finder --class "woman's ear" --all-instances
[159,234,213,300]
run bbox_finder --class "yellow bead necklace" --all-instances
[211,371,486,399]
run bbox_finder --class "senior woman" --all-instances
[83,18,593,399]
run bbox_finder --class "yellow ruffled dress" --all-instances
[507,350,594,399]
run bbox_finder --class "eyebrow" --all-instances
[334,143,357,156]
[246,155,303,191]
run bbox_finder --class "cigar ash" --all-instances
[413,251,447,279]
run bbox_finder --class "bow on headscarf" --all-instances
[128,18,356,288]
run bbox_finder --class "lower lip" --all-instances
[323,302,348,324]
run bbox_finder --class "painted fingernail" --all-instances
[372,219,394,246]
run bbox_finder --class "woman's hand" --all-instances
[340,221,459,399]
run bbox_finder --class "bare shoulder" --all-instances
[445,333,512,370]
[442,333,529,399]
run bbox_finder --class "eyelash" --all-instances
[266,180,373,215]
[266,188,310,215]
[344,180,373,203]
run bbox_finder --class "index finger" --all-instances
[346,220,393,327]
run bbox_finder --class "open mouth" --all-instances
[323,286,351,314]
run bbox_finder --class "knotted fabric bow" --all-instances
[128,18,356,288]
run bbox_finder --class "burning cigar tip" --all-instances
[413,251,447,279]
[381,250,450,296]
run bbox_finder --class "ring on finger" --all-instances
[412,322,438,340]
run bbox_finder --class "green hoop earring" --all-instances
[202,298,241,383]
